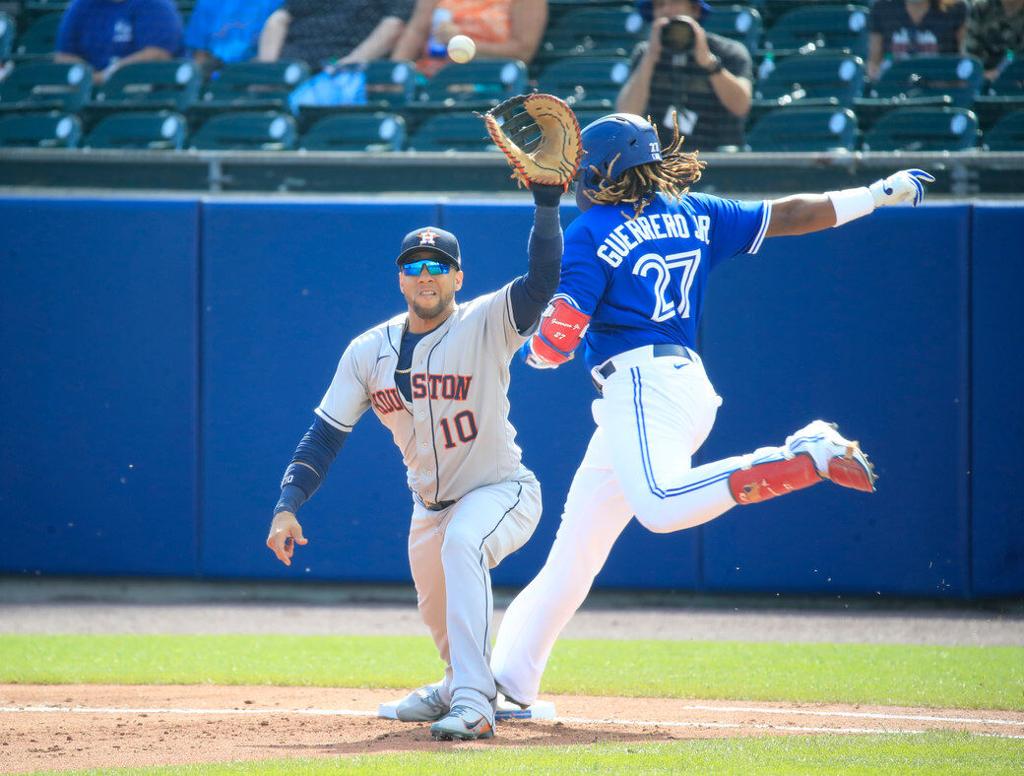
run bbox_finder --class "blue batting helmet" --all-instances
[579,113,663,188]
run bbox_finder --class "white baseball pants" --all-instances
[492,347,791,705]
[408,472,541,724]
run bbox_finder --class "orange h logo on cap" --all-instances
[418,229,439,245]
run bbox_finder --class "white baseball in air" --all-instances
[447,34,476,64]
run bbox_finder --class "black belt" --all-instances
[425,499,456,512]
[596,344,690,379]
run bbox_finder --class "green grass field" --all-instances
[28,734,1024,776]
[4,635,1021,775]
[2,634,1021,710]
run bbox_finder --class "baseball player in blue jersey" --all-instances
[490,113,934,708]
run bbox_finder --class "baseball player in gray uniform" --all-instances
[265,184,567,740]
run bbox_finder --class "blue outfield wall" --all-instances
[970,204,1024,597]
[0,195,1020,598]
[0,198,200,576]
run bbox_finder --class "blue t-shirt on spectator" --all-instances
[185,0,283,64]
[56,0,183,71]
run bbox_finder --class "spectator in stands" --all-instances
[867,0,968,81]
[55,0,183,84]
[258,0,413,68]
[616,0,752,151]
[391,0,547,77]
[185,0,283,73]
[966,0,1024,81]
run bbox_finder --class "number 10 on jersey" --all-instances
[439,410,478,449]
[632,249,701,322]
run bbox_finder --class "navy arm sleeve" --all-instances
[274,415,349,515]
[509,184,564,334]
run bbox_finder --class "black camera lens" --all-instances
[661,17,696,52]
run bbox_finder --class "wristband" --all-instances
[702,55,723,75]
[826,187,875,227]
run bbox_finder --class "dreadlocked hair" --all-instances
[585,114,706,219]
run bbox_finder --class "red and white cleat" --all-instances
[786,420,877,493]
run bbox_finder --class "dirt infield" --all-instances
[2,685,1022,774]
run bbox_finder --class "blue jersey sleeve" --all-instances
[691,193,772,269]
[554,217,611,314]
[134,0,183,55]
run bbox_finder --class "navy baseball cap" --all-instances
[396,226,462,269]
[636,0,713,21]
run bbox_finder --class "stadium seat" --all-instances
[866,55,984,108]
[984,109,1024,151]
[746,107,857,151]
[191,111,297,151]
[973,57,1024,130]
[363,60,417,107]
[83,110,187,150]
[302,112,405,151]
[12,12,62,61]
[703,5,763,55]
[538,7,648,63]
[537,57,632,108]
[200,61,309,111]
[407,112,493,152]
[423,60,527,105]
[93,60,201,111]
[755,52,865,106]
[0,62,93,111]
[764,4,870,58]
[23,0,71,15]
[0,111,81,147]
[862,107,979,151]
[0,12,14,60]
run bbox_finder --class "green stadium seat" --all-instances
[711,0,766,13]
[83,110,187,149]
[865,55,984,108]
[862,107,979,151]
[973,58,1024,130]
[746,107,857,151]
[13,12,62,61]
[363,60,417,107]
[0,12,14,60]
[984,110,1024,151]
[704,5,763,55]
[23,0,71,15]
[423,60,527,106]
[538,6,648,63]
[0,62,93,111]
[200,60,309,110]
[294,62,418,133]
[93,60,201,110]
[537,57,631,108]
[0,111,81,147]
[407,112,493,152]
[302,112,405,151]
[764,4,870,58]
[760,0,807,25]
[191,111,297,150]
[755,52,865,106]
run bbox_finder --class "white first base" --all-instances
[378,697,556,721]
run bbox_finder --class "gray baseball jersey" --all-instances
[315,281,532,505]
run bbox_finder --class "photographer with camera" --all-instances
[616,0,752,150]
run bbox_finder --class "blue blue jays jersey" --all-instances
[557,192,771,370]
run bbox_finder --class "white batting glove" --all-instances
[869,169,935,208]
